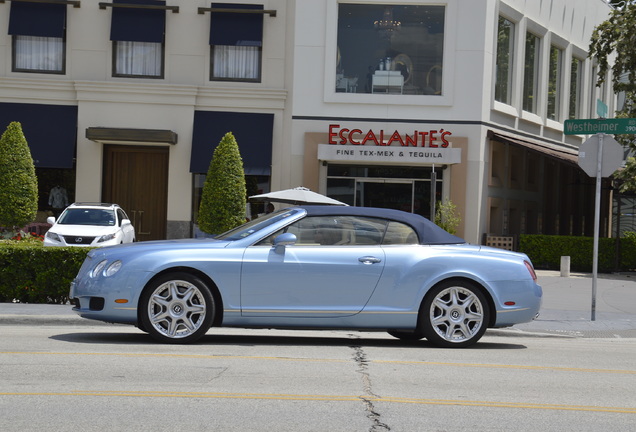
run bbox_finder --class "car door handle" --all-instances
[358,256,382,265]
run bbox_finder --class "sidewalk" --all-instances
[509,270,636,338]
[1,270,635,338]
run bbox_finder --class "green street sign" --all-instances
[564,118,636,135]
[596,99,608,118]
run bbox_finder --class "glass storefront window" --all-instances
[327,164,442,219]
[336,4,445,95]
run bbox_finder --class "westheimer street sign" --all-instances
[564,118,636,135]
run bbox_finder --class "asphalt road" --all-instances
[1,271,636,431]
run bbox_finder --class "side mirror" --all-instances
[273,232,297,247]
[46,216,56,225]
[121,218,132,227]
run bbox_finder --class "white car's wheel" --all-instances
[140,273,214,344]
[421,280,489,348]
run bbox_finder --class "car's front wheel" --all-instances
[140,272,215,344]
[421,280,489,348]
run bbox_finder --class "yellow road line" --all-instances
[2,351,635,374]
[0,390,634,414]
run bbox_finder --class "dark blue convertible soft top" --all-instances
[300,205,466,245]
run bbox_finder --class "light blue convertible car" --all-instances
[70,206,542,348]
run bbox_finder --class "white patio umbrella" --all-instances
[249,187,348,206]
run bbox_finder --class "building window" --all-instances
[209,4,264,82]
[109,0,166,79]
[13,35,65,73]
[547,45,562,120]
[211,45,261,81]
[522,32,540,113]
[113,41,163,78]
[336,4,445,95]
[569,57,582,119]
[8,2,67,74]
[495,16,514,104]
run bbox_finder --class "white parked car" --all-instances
[44,203,135,247]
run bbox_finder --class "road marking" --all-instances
[0,390,634,414]
[0,351,345,363]
[2,351,635,374]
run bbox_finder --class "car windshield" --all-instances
[57,208,116,227]
[215,208,302,241]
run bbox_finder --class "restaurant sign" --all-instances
[318,144,461,164]
[321,124,461,164]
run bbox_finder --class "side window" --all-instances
[382,221,419,245]
[255,215,388,246]
[117,209,127,226]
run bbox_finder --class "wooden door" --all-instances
[103,145,169,241]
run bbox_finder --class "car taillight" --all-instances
[524,260,537,282]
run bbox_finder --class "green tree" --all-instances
[589,2,636,191]
[434,200,461,235]
[0,122,38,231]
[198,132,246,234]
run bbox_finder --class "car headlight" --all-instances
[91,260,108,278]
[104,260,122,277]
[97,233,117,243]
[45,231,62,243]
[90,259,123,278]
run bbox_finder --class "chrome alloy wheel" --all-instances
[146,278,208,341]
[426,284,487,347]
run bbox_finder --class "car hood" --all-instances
[87,237,232,259]
[49,225,118,236]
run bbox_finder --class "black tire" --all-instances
[420,280,490,348]
[140,272,215,344]
[136,320,148,333]
[387,330,424,341]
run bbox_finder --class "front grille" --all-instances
[63,235,96,245]
[89,297,105,311]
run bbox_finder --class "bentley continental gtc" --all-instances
[69,206,542,348]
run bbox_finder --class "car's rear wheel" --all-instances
[421,280,489,348]
[140,272,214,344]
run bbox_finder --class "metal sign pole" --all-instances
[430,166,437,221]
[591,133,604,321]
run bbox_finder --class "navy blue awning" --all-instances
[209,3,263,46]
[0,103,78,169]
[8,2,66,38]
[191,111,273,175]
[110,0,166,43]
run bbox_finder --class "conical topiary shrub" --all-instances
[198,132,246,234]
[0,122,38,231]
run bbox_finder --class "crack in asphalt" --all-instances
[349,336,391,432]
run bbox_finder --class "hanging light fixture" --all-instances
[374,6,401,35]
